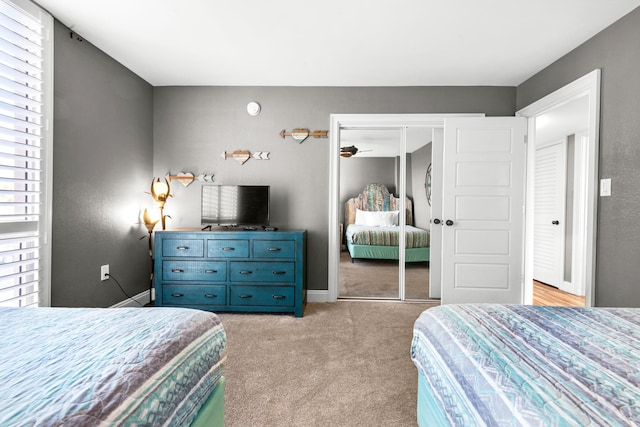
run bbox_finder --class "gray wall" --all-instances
[410,144,432,230]
[47,5,640,304]
[517,6,640,307]
[339,156,396,220]
[52,21,154,306]
[153,86,515,291]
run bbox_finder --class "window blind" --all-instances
[0,0,50,307]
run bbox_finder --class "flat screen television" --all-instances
[201,185,270,227]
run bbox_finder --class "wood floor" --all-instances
[533,280,586,306]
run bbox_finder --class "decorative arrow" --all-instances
[166,172,215,187]
[280,128,328,143]
[221,150,270,165]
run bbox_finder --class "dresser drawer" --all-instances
[208,240,249,258]
[154,230,306,317]
[162,239,204,257]
[162,285,226,305]
[229,261,294,282]
[230,285,294,307]
[253,240,295,258]
[162,261,226,281]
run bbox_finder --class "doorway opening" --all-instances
[518,69,600,307]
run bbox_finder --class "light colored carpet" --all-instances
[339,251,430,300]
[218,300,438,426]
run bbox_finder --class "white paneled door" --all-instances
[441,117,527,304]
[533,142,567,287]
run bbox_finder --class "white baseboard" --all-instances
[307,290,329,303]
[111,290,152,308]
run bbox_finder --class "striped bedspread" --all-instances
[411,304,640,426]
[346,224,429,248]
[0,306,226,427]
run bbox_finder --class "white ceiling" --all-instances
[340,128,432,158]
[35,0,640,87]
[535,96,589,143]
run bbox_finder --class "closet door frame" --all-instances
[328,113,483,302]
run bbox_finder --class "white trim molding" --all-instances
[517,69,600,307]
[111,290,151,308]
[307,290,329,303]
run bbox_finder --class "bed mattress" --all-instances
[346,224,429,248]
[411,304,640,426]
[0,306,226,427]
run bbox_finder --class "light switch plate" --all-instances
[600,178,611,197]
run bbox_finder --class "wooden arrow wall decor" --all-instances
[221,150,270,165]
[166,172,215,187]
[280,128,328,144]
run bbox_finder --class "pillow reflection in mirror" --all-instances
[355,209,399,227]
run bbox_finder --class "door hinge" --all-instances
[524,135,528,144]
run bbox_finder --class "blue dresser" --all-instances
[154,230,307,317]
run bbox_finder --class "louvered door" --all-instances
[533,142,567,287]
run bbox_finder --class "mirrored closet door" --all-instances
[338,128,401,299]
[403,127,432,300]
[337,125,433,301]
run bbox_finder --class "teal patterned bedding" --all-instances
[0,306,226,426]
[346,224,429,248]
[411,304,640,426]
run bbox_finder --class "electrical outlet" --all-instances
[100,264,109,281]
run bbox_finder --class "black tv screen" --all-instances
[201,185,270,226]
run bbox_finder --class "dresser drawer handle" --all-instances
[272,295,286,300]
[204,294,218,298]
[171,269,184,273]
[222,247,235,251]
[267,247,281,251]
[272,271,286,275]
[204,270,218,274]
[176,246,189,250]
[240,270,253,275]
[239,294,253,299]
[171,293,184,297]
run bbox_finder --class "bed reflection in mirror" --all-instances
[338,127,432,300]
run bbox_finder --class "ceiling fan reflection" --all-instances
[340,145,373,158]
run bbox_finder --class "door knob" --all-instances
[446,220,454,226]
[433,218,441,225]
[552,220,560,225]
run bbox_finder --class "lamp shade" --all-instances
[151,177,171,206]
[143,208,160,233]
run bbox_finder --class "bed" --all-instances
[0,306,226,427]
[411,304,640,426]
[344,183,430,262]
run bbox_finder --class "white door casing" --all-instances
[441,117,527,304]
[533,141,567,287]
[428,128,444,299]
[517,69,600,307]
[569,131,589,297]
